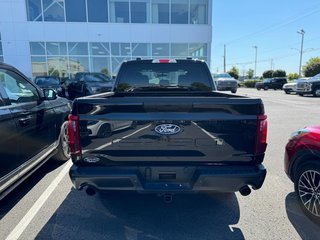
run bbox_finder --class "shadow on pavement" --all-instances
[0,160,64,220]
[37,190,244,240]
[285,192,320,239]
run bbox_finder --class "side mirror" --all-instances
[43,89,57,100]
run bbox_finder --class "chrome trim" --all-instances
[0,142,58,193]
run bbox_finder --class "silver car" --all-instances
[212,73,238,93]
[282,78,308,94]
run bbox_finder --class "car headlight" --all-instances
[90,87,101,93]
[289,128,310,140]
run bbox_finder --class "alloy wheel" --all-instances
[298,169,320,217]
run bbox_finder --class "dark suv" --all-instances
[67,72,114,100]
[255,78,287,90]
[0,63,71,200]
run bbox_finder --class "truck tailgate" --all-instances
[72,96,265,165]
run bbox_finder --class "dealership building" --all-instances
[0,0,212,78]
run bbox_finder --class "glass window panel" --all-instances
[171,0,188,24]
[43,0,65,22]
[90,43,110,56]
[0,57,4,63]
[88,0,108,22]
[152,0,169,24]
[68,42,88,55]
[131,1,149,23]
[65,0,86,22]
[26,0,43,21]
[47,56,68,77]
[46,42,67,55]
[152,43,169,56]
[132,43,150,56]
[31,56,47,76]
[190,0,208,24]
[111,43,131,56]
[189,43,207,57]
[0,43,2,55]
[30,42,46,55]
[111,56,131,75]
[110,0,129,23]
[171,43,188,56]
[68,57,89,74]
[91,57,111,75]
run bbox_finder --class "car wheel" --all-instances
[130,121,137,129]
[97,123,112,138]
[298,93,304,96]
[53,121,70,161]
[263,86,269,90]
[284,90,290,94]
[231,89,237,93]
[257,88,261,91]
[312,88,320,97]
[294,162,320,224]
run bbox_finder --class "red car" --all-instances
[285,126,320,224]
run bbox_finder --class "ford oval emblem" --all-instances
[155,124,181,135]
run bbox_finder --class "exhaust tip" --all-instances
[239,186,251,196]
[85,187,96,196]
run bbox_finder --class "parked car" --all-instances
[282,78,309,94]
[87,120,136,138]
[34,76,65,97]
[296,73,320,97]
[212,73,238,93]
[67,72,114,100]
[255,77,287,90]
[284,125,320,224]
[0,62,71,200]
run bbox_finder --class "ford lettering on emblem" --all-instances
[155,124,181,135]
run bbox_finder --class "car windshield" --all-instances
[116,62,213,92]
[213,73,232,78]
[35,77,59,85]
[85,73,112,82]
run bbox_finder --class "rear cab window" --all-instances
[114,60,214,92]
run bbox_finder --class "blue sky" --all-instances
[211,0,320,76]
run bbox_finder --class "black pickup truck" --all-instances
[68,59,268,198]
[0,62,71,200]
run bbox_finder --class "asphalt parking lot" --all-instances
[1,88,320,240]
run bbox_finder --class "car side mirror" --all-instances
[43,89,57,100]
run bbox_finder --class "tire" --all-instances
[130,121,137,129]
[298,93,304,96]
[97,123,112,138]
[257,88,261,91]
[263,86,269,90]
[312,88,320,97]
[294,162,320,224]
[284,90,290,94]
[53,121,70,161]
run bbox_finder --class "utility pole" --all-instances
[297,29,305,77]
[253,46,258,78]
[223,44,226,72]
[270,59,274,70]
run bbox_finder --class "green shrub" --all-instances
[243,79,261,88]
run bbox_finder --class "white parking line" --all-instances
[5,124,151,240]
[6,160,72,240]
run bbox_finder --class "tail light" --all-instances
[67,115,82,158]
[255,114,268,154]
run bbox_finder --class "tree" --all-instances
[247,69,254,79]
[288,73,299,81]
[48,68,60,77]
[272,69,286,77]
[100,68,110,76]
[303,57,320,77]
[262,70,274,78]
[228,66,239,79]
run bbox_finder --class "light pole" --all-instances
[297,29,305,77]
[223,44,226,72]
[253,46,258,78]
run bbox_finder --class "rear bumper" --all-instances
[69,164,267,193]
